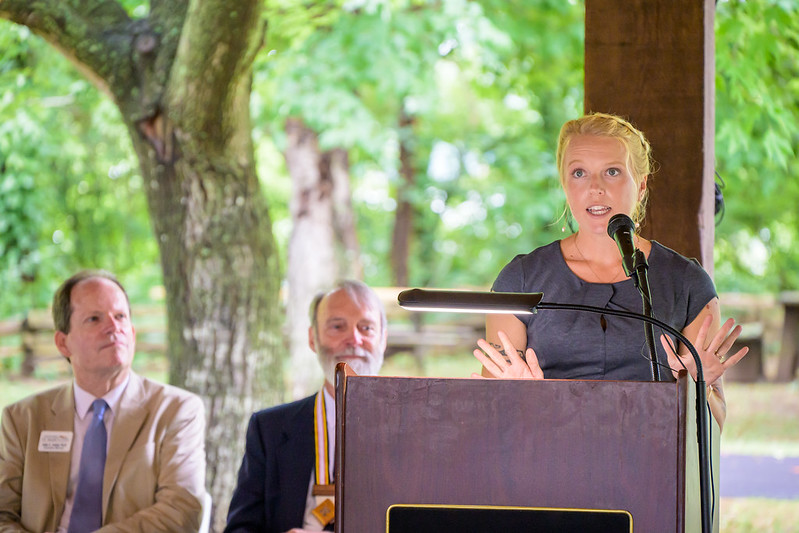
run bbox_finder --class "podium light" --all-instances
[397,288,543,314]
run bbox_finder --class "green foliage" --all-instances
[257,0,450,155]
[253,0,470,284]
[0,26,50,305]
[714,0,799,292]
[3,0,799,323]
[0,25,160,314]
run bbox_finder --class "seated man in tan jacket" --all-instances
[0,270,206,532]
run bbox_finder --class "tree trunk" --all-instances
[327,148,363,280]
[284,118,336,399]
[391,111,416,287]
[1,2,284,530]
[283,121,363,398]
[130,124,282,531]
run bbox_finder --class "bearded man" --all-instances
[225,280,387,533]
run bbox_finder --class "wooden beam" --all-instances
[585,0,716,272]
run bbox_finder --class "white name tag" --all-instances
[38,431,73,452]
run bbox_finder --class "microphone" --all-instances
[607,214,637,277]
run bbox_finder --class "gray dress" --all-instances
[491,240,717,381]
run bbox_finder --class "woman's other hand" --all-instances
[662,314,749,385]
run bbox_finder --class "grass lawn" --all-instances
[718,382,799,533]
[722,381,799,456]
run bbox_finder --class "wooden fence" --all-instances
[1,291,795,382]
[0,304,168,377]
[0,289,483,377]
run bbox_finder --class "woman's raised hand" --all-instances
[662,315,749,385]
[472,330,544,379]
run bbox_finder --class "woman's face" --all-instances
[562,134,646,236]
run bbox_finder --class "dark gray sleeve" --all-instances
[681,258,718,327]
[490,254,537,327]
[491,255,526,293]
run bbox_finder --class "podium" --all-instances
[334,365,719,532]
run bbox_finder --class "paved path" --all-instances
[720,454,799,499]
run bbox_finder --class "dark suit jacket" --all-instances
[225,394,316,533]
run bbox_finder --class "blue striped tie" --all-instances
[68,399,108,533]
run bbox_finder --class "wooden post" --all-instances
[21,316,37,377]
[585,0,716,270]
[775,292,799,382]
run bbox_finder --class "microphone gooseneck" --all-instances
[606,213,660,383]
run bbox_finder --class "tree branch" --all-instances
[166,0,266,151]
[1,0,192,125]
[0,0,133,100]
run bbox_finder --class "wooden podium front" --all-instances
[334,365,719,532]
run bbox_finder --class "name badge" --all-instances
[38,431,73,452]
[312,496,335,527]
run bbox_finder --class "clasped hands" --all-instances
[473,316,749,385]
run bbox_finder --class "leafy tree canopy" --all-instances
[2,0,799,322]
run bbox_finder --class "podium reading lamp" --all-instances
[397,288,714,533]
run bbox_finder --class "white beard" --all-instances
[319,345,384,384]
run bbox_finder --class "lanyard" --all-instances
[313,390,333,485]
[312,391,335,527]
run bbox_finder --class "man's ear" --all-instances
[308,326,316,352]
[54,331,71,361]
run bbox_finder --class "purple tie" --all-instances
[68,399,108,533]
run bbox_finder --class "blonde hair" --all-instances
[556,112,653,225]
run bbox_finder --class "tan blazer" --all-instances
[0,372,206,532]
